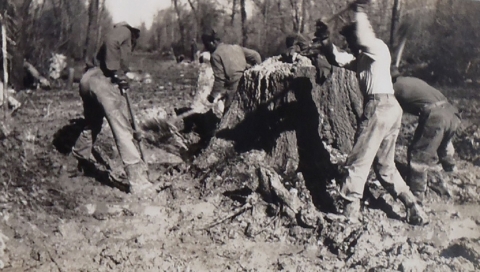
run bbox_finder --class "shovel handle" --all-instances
[123,89,146,161]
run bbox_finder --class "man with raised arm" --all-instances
[315,0,428,225]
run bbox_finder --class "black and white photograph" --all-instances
[0,0,479,270]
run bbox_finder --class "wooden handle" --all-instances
[123,90,146,161]
[325,5,351,23]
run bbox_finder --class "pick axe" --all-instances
[321,0,372,25]
[392,20,414,68]
[324,3,354,24]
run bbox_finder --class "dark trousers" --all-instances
[408,102,461,194]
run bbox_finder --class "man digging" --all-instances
[71,21,152,195]
[391,67,461,201]
[201,28,262,114]
[315,0,428,225]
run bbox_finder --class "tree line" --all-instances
[1,0,480,89]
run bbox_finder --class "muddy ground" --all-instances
[0,53,479,271]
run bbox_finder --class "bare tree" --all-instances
[240,0,247,45]
[84,0,99,65]
[390,0,401,48]
[187,0,199,39]
[172,0,186,48]
[231,0,237,26]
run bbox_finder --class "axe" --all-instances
[324,3,352,23]
[323,0,372,24]
[393,21,414,68]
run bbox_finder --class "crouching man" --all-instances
[391,67,461,201]
[72,21,151,194]
[201,28,262,113]
[315,0,427,225]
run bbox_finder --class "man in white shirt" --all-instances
[315,1,427,225]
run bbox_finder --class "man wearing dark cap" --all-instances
[391,67,461,201]
[283,34,310,63]
[315,1,427,225]
[72,21,151,195]
[201,29,262,112]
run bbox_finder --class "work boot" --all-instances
[440,156,457,172]
[125,162,152,195]
[442,162,457,173]
[398,192,429,226]
[76,158,98,177]
[412,191,425,203]
[343,199,361,224]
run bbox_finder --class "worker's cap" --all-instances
[201,28,221,44]
[114,21,141,39]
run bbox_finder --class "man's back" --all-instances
[96,23,132,75]
[211,43,261,87]
[393,76,448,115]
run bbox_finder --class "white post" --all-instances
[1,14,8,121]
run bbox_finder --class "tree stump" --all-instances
[194,55,362,210]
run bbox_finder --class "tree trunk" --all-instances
[84,0,99,66]
[187,0,198,40]
[231,0,236,26]
[240,0,247,46]
[390,0,401,48]
[194,56,362,210]
[172,0,186,50]
[5,0,30,91]
[300,0,308,33]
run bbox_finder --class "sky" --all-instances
[105,0,172,29]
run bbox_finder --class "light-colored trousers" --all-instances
[72,67,142,165]
[340,94,410,201]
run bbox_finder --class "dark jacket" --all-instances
[96,22,138,77]
[393,76,454,116]
[210,43,262,97]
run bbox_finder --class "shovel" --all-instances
[122,87,146,161]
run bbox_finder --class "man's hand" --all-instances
[112,73,130,91]
[282,47,299,63]
[133,131,143,141]
[117,78,130,91]
[207,94,218,103]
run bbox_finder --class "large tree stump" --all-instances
[194,55,362,209]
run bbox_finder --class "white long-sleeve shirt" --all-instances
[330,12,394,95]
